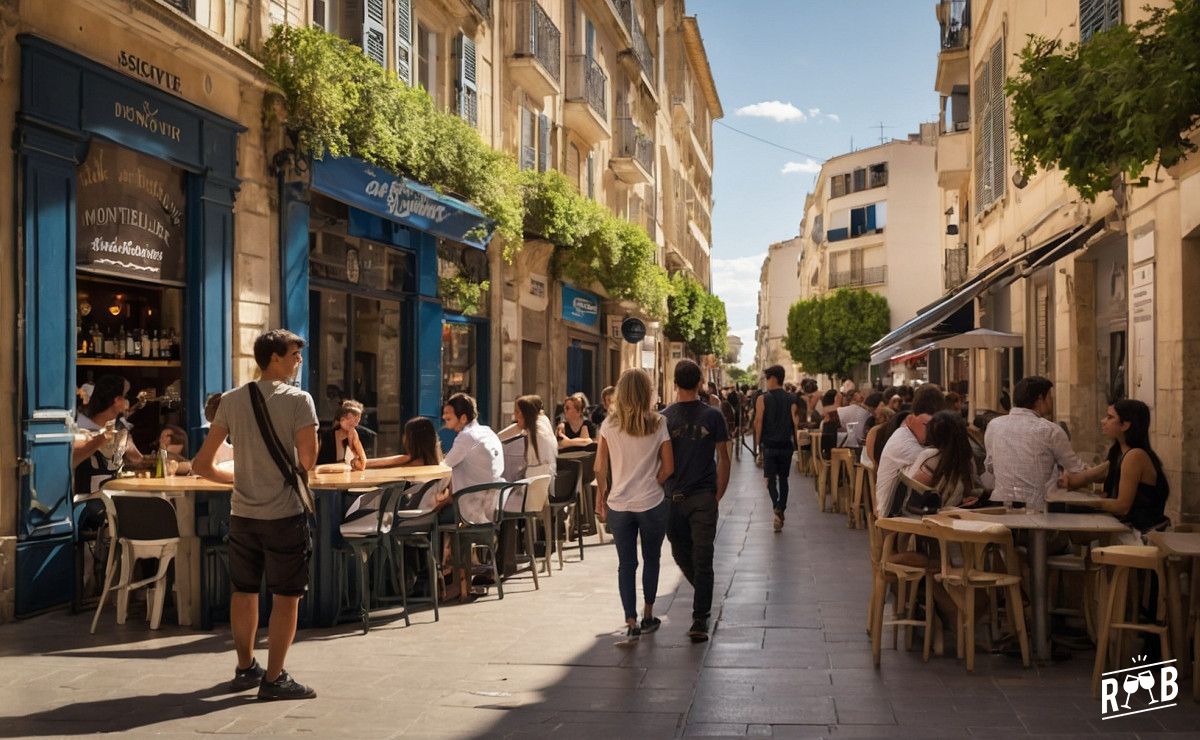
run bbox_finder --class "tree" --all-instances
[726,365,753,386]
[665,274,728,357]
[1006,0,1200,200]
[785,289,890,380]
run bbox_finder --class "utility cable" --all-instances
[714,120,828,162]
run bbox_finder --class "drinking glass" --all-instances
[165,459,179,477]
[1122,673,1141,708]
[1139,669,1158,703]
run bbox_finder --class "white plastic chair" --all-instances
[91,492,181,633]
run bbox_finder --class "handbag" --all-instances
[247,381,316,516]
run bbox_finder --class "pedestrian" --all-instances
[663,360,731,643]
[192,329,319,701]
[594,368,674,644]
[754,365,800,532]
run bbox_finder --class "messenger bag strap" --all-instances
[246,381,315,515]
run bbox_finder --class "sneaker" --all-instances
[640,617,662,634]
[230,658,265,692]
[257,670,317,701]
[687,618,709,643]
[773,511,784,532]
[616,623,642,647]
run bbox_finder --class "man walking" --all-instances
[664,360,731,643]
[754,365,800,532]
[194,329,319,700]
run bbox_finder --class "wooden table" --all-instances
[1148,530,1200,690]
[308,464,451,489]
[100,476,232,627]
[958,510,1129,662]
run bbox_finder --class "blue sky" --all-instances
[690,0,939,365]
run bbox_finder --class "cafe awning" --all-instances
[931,328,1023,350]
[869,221,1103,365]
[311,156,494,250]
[889,343,936,364]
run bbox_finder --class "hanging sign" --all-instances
[76,139,187,283]
[621,317,647,344]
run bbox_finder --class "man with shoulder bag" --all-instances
[664,360,731,643]
[194,329,320,701]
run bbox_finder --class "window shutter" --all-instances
[565,143,581,190]
[1079,0,1121,42]
[396,0,413,83]
[988,38,1006,205]
[973,62,989,213]
[363,0,387,67]
[586,151,595,198]
[455,32,478,127]
[520,108,536,170]
[538,113,551,172]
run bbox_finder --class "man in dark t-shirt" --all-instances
[755,365,800,532]
[664,359,730,643]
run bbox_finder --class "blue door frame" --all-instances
[15,37,242,615]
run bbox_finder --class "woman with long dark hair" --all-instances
[906,410,977,508]
[367,416,442,468]
[1060,399,1168,533]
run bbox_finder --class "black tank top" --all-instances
[760,388,797,450]
[1104,451,1169,532]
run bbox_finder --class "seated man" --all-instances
[441,392,505,598]
[874,384,946,518]
[837,391,881,448]
[984,376,1085,511]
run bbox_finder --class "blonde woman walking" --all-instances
[595,369,674,643]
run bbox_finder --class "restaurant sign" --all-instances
[76,139,186,284]
[561,284,600,329]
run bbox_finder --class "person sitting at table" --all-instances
[317,400,368,471]
[498,394,558,481]
[441,393,504,600]
[204,392,234,467]
[838,391,881,449]
[367,416,443,469]
[984,376,1085,511]
[906,410,978,510]
[557,394,595,449]
[818,390,840,460]
[875,384,945,518]
[73,374,147,495]
[591,386,615,427]
[861,405,894,470]
[1058,399,1169,537]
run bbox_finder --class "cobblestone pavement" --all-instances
[2,449,1199,738]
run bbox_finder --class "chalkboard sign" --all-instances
[76,139,186,284]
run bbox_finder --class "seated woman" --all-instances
[498,395,558,480]
[905,410,978,510]
[557,394,596,449]
[367,416,442,469]
[204,392,234,468]
[861,405,895,469]
[73,374,146,495]
[316,400,368,471]
[818,389,840,460]
[1060,399,1168,538]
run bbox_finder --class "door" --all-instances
[566,340,596,401]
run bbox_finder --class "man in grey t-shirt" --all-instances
[194,329,319,701]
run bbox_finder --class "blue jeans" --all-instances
[606,497,670,621]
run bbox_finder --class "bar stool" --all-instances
[809,431,831,511]
[851,461,869,530]
[1090,545,1172,697]
[830,448,855,520]
[871,517,939,665]
[1047,544,1099,643]
[795,430,813,475]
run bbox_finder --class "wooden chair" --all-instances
[925,515,1031,672]
[871,517,939,666]
[809,431,832,511]
[830,448,855,520]
[851,461,869,529]
[795,430,813,475]
[1090,545,1171,697]
[1047,544,1100,643]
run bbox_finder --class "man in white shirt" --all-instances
[837,391,882,448]
[875,384,945,518]
[985,376,1085,511]
[442,393,505,520]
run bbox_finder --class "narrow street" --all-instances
[0,449,1196,738]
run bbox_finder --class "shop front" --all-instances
[562,284,602,404]
[16,37,243,615]
[280,156,493,449]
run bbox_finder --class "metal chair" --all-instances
[500,475,553,588]
[383,478,449,623]
[550,458,582,567]
[335,484,410,633]
[91,492,181,634]
[438,481,515,601]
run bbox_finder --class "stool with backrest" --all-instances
[382,477,449,623]
[864,466,881,636]
[830,447,855,520]
[550,458,581,567]
[851,461,869,530]
[336,484,409,633]
[1149,525,1200,702]
[500,475,553,588]
[810,431,831,511]
[1090,545,1172,697]
[90,492,181,634]
[925,515,1031,672]
[1047,542,1100,643]
[438,481,513,601]
[795,430,812,475]
[871,517,939,666]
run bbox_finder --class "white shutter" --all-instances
[363,0,387,67]
[395,0,413,83]
[520,108,536,170]
[538,113,551,171]
[455,32,478,127]
[973,62,989,213]
[989,38,1006,204]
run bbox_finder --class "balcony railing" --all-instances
[944,246,968,289]
[616,118,654,174]
[614,0,653,81]
[515,0,561,83]
[829,266,887,289]
[567,55,607,119]
[470,0,491,20]
[940,0,969,51]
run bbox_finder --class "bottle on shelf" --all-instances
[150,329,160,359]
[133,330,142,358]
[91,325,104,358]
[125,327,136,359]
[77,326,87,357]
[102,326,115,358]
[168,328,180,360]
[115,326,126,359]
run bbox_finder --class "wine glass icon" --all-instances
[1121,673,1141,709]
[1138,669,1158,704]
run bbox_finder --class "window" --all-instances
[417,24,439,106]
[869,163,888,188]
[455,32,478,127]
[565,142,581,191]
[828,163,886,200]
[312,0,330,29]
[162,0,194,17]
[1080,0,1121,42]
[852,168,866,192]
[519,107,536,170]
[395,0,413,84]
[827,202,885,242]
[584,16,596,60]
[829,173,847,198]
[362,0,387,66]
[586,151,595,199]
[974,38,1006,214]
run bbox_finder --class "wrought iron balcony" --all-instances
[469,0,491,20]
[612,118,654,184]
[511,0,561,97]
[829,266,887,289]
[939,0,969,51]
[565,55,610,143]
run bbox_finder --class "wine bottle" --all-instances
[116,326,127,359]
[102,327,115,358]
[150,329,160,358]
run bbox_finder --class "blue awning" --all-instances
[311,156,493,250]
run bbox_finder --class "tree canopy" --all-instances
[666,273,728,357]
[1006,0,1200,200]
[785,289,890,379]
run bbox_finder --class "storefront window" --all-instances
[442,322,478,400]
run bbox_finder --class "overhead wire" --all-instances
[713,120,828,162]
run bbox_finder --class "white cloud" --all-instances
[781,159,822,175]
[827,113,841,123]
[734,101,806,123]
[713,253,769,366]
[808,107,821,117]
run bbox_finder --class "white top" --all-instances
[874,424,925,519]
[984,407,1086,511]
[905,448,970,509]
[600,415,670,513]
[837,404,872,447]
[444,420,505,521]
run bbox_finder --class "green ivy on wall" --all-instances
[1006,0,1200,201]
[438,275,490,316]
